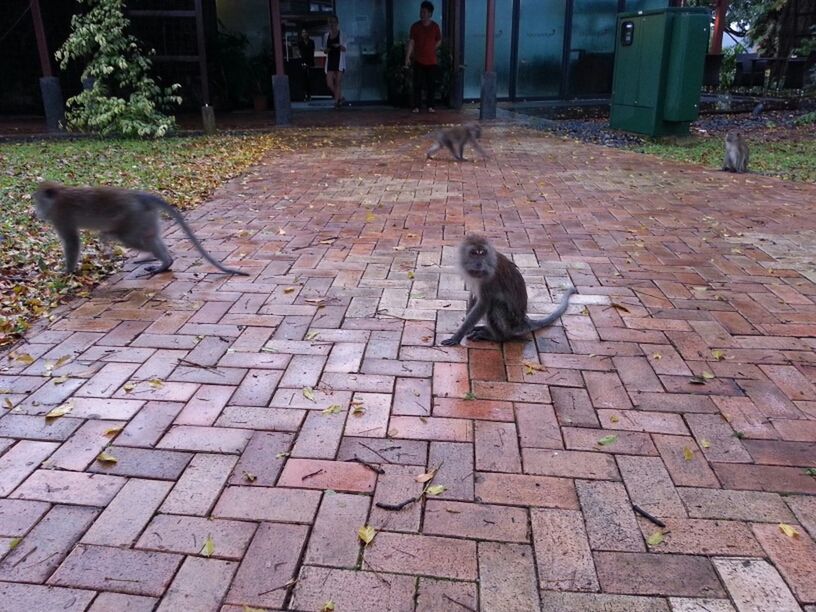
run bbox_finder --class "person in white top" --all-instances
[323,15,347,108]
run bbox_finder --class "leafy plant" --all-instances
[55,0,182,138]
[719,43,748,90]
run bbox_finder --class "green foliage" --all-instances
[55,0,182,137]
[794,111,816,125]
[719,43,748,90]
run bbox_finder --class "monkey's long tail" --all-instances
[147,194,249,276]
[527,287,577,331]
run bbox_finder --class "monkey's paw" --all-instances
[441,337,460,346]
[467,329,494,341]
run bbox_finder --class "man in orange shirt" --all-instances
[404,1,442,113]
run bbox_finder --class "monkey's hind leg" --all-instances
[466,325,498,341]
[57,226,81,274]
[426,142,442,159]
[140,237,174,276]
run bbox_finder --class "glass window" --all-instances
[334,1,388,100]
[515,0,567,98]
[568,0,618,96]
[625,0,669,11]
[216,0,272,55]
[463,0,512,99]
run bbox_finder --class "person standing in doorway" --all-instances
[324,15,347,108]
[405,1,442,113]
[297,29,315,101]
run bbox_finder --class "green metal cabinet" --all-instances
[610,7,710,137]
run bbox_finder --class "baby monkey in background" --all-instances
[722,132,749,173]
[32,182,248,276]
[442,234,576,346]
[426,123,488,161]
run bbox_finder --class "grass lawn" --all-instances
[631,129,816,183]
[0,134,293,347]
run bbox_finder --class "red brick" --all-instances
[679,486,794,522]
[364,531,477,580]
[304,492,370,567]
[369,464,423,532]
[563,427,658,455]
[114,380,200,403]
[338,437,427,466]
[713,557,800,612]
[215,406,305,431]
[132,349,188,381]
[711,396,778,440]
[429,441,474,501]
[666,598,739,612]
[0,499,50,536]
[280,354,327,388]
[213,485,320,522]
[540,353,614,371]
[433,362,469,398]
[531,508,599,591]
[278,458,376,492]
[472,380,551,403]
[576,480,645,552]
[479,542,540,612]
[417,578,477,612]
[320,372,394,393]
[0,505,98,582]
[225,523,308,608]
[291,409,347,458]
[786,495,816,538]
[174,384,234,426]
[393,377,431,416]
[475,472,578,509]
[595,552,725,597]
[425,499,528,542]
[0,414,82,442]
[759,364,816,401]
[136,514,256,559]
[753,522,816,603]
[652,434,719,487]
[160,453,238,515]
[469,348,507,381]
[88,446,192,479]
[551,387,600,427]
[631,392,719,413]
[738,378,802,419]
[433,397,514,421]
[507,364,584,387]
[684,414,752,463]
[49,545,183,597]
[523,448,620,480]
[291,566,416,612]
[584,371,634,409]
[228,431,292,486]
[743,439,815,467]
[74,362,140,398]
[0,441,59,496]
[475,421,521,472]
[613,356,663,392]
[116,402,181,447]
[157,425,252,453]
[597,409,687,435]
[773,419,816,442]
[229,368,283,406]
[618,455,686,518]
[67,397,145,420]
[325,342,366,373]
[640,517,762,555]
[11,469,125,506]
[82,479,172,546]
[157,557,237,612]
[712,463,816,494]
[87,592,158,612]
[515,402,563,449]
[388,415,473,442]
[0,583,95,612]
[539,592,670,612]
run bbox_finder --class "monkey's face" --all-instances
[32,182,60,220]
[725,132,740,144]
[460,237,496,280]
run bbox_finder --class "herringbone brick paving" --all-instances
[1,121,815,611]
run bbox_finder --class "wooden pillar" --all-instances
[270,0,285,76]
[485,0,495,73]
[30,0,52,77]
[710,0,728,54]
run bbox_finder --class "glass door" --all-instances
[566,0,619,97]
[514,0,567,98]
[463,0,513,99]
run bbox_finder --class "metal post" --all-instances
[450,0,464,109]
[269,0,291,124]
[480,0,497,119]
[193,0,215,133]
[31,0,65,132]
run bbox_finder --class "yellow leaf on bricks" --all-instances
[45,401,73,421]
[646,531,664,546]
[779,523,800,538]
[358,525,376,545]
[425,484,446,496]
[683,447,694,461]
[201,534,215,557]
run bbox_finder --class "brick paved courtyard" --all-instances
[1,121,815,611]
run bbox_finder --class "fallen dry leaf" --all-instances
[302,387,316,402]
[779,523,800,538]
[201,534,215,557]
[358,524,376,545]
[96,450,118,465]
[45,401,73,421]
[425,484,446,496]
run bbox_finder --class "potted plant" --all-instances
[249,51,272,111]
